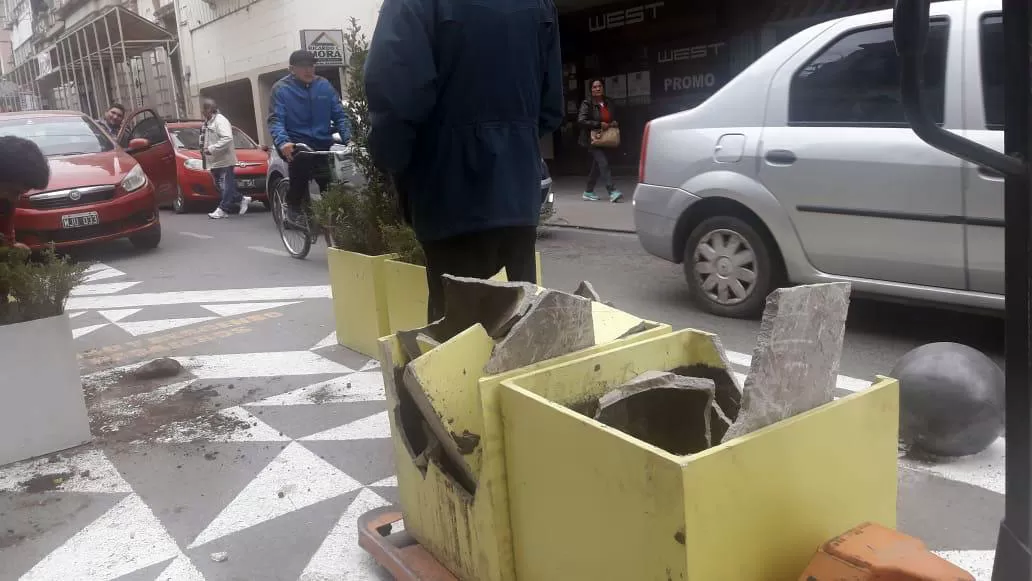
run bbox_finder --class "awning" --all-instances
[51,6,174,76]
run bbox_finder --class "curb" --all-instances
[545,221,636,235]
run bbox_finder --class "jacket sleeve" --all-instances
[267,84,290,149]
[328,84,351,144]
[577,101,600,130]
[538,2,563,138]
[364,0,437,175]
[209,116,233,154]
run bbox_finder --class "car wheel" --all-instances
[173,189,189,214]
[683,216,776,319]
[130,224,162,250]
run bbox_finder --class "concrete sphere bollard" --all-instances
[891,342,1005,458]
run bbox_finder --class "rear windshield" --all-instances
[0,115,115,156]
[171,127,259,150]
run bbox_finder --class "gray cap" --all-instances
[289,50,316,66]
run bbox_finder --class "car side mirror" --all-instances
[261,144,270,152]
[127,138,150,152]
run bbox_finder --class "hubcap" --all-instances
[693,228,758,306]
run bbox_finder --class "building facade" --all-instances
[0,0,181,118]
[3,0,908,173]
[174,0,382,144]
[551,0,900,174]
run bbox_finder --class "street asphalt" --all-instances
[0,204,1006,580]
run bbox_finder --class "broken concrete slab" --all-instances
[722,282,851,443]
[710,401,733,445]
[573,281,602,302]
[594,371,716,455]
[132,357,183,380]
[429,276,539,342]
[483,290,595,375]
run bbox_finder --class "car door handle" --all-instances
[765,149,797,165]
[978,165,1005,181]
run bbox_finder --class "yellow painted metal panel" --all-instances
[384,259,431,336]
[499,383,689,581]
[327,248,396,358]
[378,313,672,581]
[497,330,899,581]
[679,380,898,581]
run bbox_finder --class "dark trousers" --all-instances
[212,166,241,212]
[585,147,614,193]
[422,226,538,322]
[287,154,331,211]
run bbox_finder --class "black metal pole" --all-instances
[992,1,1032,579]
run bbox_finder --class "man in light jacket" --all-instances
[202,98,250,219]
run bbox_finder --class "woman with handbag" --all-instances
[577,79,623,202]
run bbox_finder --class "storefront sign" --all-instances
[299,29,345,66]
[656,42,726,64]
[652,38,730,98]
[588,2,664,33]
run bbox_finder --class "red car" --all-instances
[0,109,176,250]
[166,120,270,213]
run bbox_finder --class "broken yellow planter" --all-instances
[326,247,397,358]
[497,329,900,581]
[382,253,545,334]
[379,301,670,581]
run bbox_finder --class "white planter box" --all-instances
[0,313,92,467]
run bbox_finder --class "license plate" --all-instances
[61,211,99,229]
[236,178,258,189]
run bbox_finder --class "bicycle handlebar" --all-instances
[292,143,342,157]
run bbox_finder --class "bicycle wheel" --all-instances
[273,179,312,259]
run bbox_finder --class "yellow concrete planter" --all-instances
[326,247,397,358]
[382,253,545,335]
[379,302,670,581]
[497,329,900,581]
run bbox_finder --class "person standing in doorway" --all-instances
[578,79,623,203]
[364,0,564,322]
[96,103,125,137]
[202,98,250,219]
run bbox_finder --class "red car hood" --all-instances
[178,149,268,164]
[29,151,137,194]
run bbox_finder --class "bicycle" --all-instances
[270,143,352,259]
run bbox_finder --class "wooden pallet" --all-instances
[358,506,459,581]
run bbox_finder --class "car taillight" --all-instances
[639,121,651,184]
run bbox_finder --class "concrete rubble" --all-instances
[722,282,852,443]
[594,371,717,454]
[132,357,183,380]
[393,276,615,491]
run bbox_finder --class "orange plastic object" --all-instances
[798,522,975,581]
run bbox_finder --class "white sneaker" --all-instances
[209,207,229,219]
[239,196,252,215]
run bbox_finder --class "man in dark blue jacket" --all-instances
[365,0,563,321]
[267,50,351,221]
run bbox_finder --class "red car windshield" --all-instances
[0,116,114,157]
[170,127,259,150]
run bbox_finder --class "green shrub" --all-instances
[313,17,425,266]
[0,245,90,325]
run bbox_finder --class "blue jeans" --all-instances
[212,166,241,212]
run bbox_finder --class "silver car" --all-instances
[635,0,1003,318]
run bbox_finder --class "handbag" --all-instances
[591,126,621,148]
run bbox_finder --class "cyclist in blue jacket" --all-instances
[267,50,351,222]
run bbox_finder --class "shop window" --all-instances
[788,21,949,126]
[979,13,1003,130]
